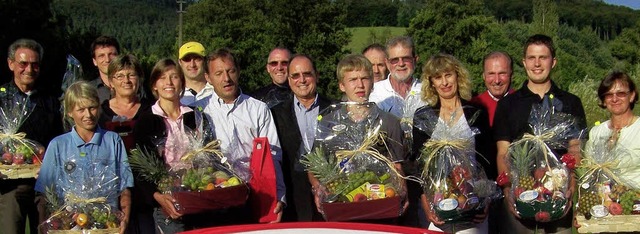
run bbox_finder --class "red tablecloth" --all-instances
[181,222,441,233]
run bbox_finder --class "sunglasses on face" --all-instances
[14,60,40,69]
[387,56,414,65]
[268,61,289,67]
[603,91,631,100]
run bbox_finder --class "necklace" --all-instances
[608,116,637,148]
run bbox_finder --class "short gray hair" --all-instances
[8,39,43,61]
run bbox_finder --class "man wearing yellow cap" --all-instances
[179,41,213,105]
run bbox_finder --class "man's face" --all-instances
[266,49,291,85]
[8,48,40,89]
[483,56,512,98]
[92,45,118,77]
[179,54,205,81]
[339,69,373,102]
[206,58,239,103]
[287,57,317,100]
[386,45,416,82]
[523,44,556,84]
[363,49,388,82]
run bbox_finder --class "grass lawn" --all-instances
[346,27,407,53]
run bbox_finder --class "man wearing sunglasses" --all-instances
[251,47,292,108]
[1,38,63,234]
[178,41,213,105]
[369,36,425,118]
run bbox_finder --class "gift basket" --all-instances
[40,159,124,233]
[400,91,427,156]
[301,102,407,221]
[0,95,44,179]
[575,139,640,233]
[502,103,583,222]
[414,106,499,227]
[129,128,249,215]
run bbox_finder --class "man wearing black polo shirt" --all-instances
[494,34,586,233]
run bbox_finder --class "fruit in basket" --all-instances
[75,213,88,226]
[578,192,601,215]
[13,154,24,165]
[609,202,623,215]
[385,187,396,197]
[511,141,535,190]
[534,168,547,181]
[227,177,241,186]
[353,193,367,202]
[2,152,12,164]
[213,171,230,180]
[535,211,551,222]
[620,190,638,215]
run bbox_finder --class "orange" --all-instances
[75,213,88,226]
[205,183,215,190]
[385,187,396,197]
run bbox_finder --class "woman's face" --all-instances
[69,99,99,132]
[604,80,636,116]
[110,68,139,98]
[153,66,183,102]
[430,70,459,101]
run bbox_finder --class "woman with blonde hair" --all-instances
[413,53,495,233]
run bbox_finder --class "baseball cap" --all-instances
[179,42,205,59]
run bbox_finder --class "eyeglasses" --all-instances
[268,61,289,67]
[604,91,631,100]
[181,55,203,63]
[14,60,40,69]
[114,73,138,81]
[290,72,315,80]
[388,56,414,65]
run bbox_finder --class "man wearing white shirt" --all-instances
[194,48,285,223]
[369,36,425,118]
[178,41,214,105]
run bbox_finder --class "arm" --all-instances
[497,140,520,217]
[119,189,131,234]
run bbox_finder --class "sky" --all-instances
[604,0,640,10]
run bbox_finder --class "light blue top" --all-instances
[35,126,134,207]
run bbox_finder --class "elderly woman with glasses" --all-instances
[98,54,152,150]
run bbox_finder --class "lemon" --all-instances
[227,177,241,186]
[75,213,88,226]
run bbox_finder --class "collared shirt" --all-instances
[89,77,111,104]
[294,94,320,153]
[151,102,194,169]
[180,82,214,106]
[470,89,514,126]
[35,127,134,208]
[369,77,425,118]
[494,80,586,143]
[194,91,286,203]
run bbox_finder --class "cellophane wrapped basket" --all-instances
[301,102,407,221]
[40,159,124,233]
[0,95,44,179]
[129,128,249,215]
[400,91,427,156]
[506,103,583,222]
[414,106,499,227]
[575,139,640,233]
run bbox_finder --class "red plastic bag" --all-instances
[249,137,278,223]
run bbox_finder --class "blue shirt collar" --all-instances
[71,126,105,146]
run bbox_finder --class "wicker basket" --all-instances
[47,228,119,234]
[321,196,403,221]
[576,214,640,233]
[0,164,40,179]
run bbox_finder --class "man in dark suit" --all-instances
[271,54,332,221]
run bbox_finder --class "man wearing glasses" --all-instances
[178,41,213,105]
[0,38,63,234]
[251,47,292,108]
[369,36,425,118]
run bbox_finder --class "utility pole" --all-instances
[177,0,186,48]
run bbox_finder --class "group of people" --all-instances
[0,32,636,234]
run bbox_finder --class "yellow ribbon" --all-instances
[578,156,623,186]
[334,125,404,180]
[181,139,223,162]
[419,139,471,180]
[511,132,556,173]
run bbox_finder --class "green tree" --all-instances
[531,0,559,37]
[182,0,350,99]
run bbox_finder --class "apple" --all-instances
[534,168,547,181]
[353,193,367,202]
[535,211,551,222]
[514,187,525,198]
[215,177,227,185]
[609,202,623,215]
[2,152,12,164]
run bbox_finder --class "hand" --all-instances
[270,201,284,223]
[504,188,521,219]
[421,194,445,225]
[153,192,182,219]
[119,219,128,234]
[573,215,581,228]
[312,186,326,215]
[401,199,409,215]
[472,202,490,223]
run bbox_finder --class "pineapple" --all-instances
[128,146,169,187]
[300,145,340,185]
[578,191,601,216]
[511,141,535,190]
